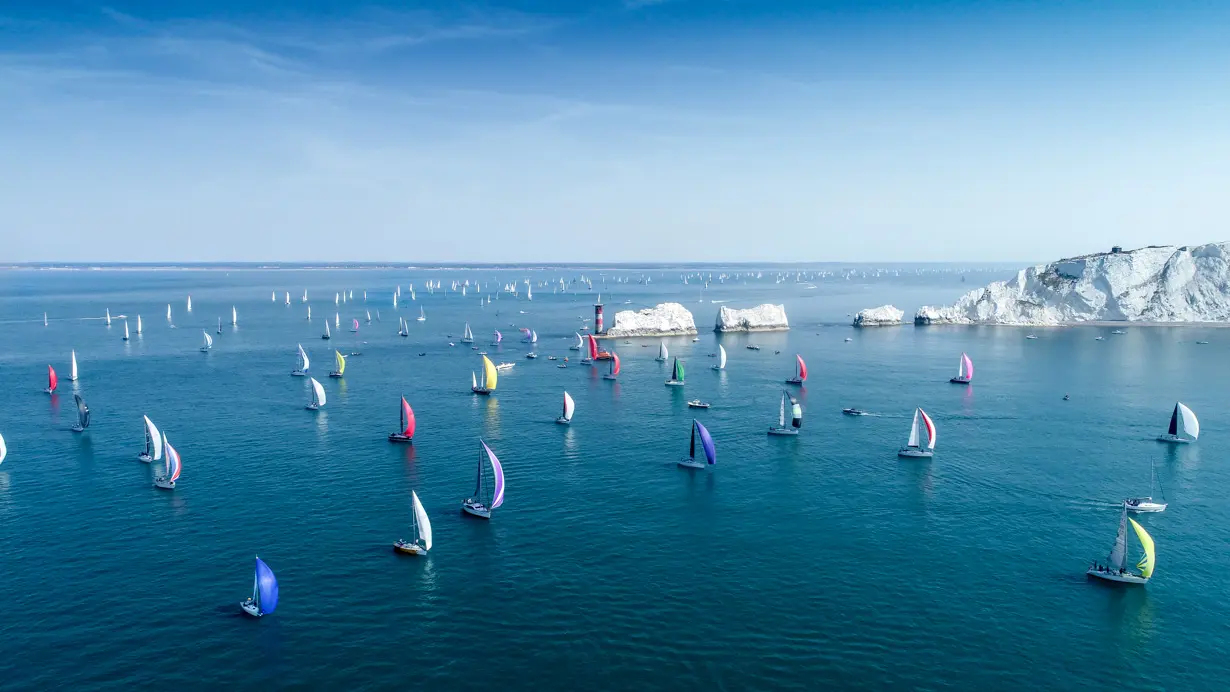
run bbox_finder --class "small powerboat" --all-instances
[687,400,710,409]
[842,408,870,416]
[495,362,515,372]
[547,355,558,361]
[746,344,760,350]
[1025,334,1038,340]
[526,353,538,359]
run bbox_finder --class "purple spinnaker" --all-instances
[695,421,716,465]
[484,442,505,509]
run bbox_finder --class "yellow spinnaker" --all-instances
[482,355,498,390]
[334,350,346,375]
[1128,518,1155,579]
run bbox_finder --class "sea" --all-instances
[1,265,1227,690]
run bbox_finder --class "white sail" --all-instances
[232,306,237,325]
[272,291,276,302]
[779,393,785,427]
[136,314,142,334]
[143,415,163,461]
[105,309,112,326]
[907,409,921,448]
[70,350,78,381]
[562,391,576,421]
[0,431,6,465]
[285,292,291,305]
[1177,402,1200,439]
[335,312,340,328]
[412,491,433,551]
[203,331,213,348]
[310,377,327,407]
[307,306,312,321]
[1108,504,1128,570]
[324,321,331,338]
[167,304,172,321]
[659,342,668,360]
[335,292,339,305]
[187,295,192,312]
[297,344,309,372]
[718,344,727,369]
[43,312,47,326]
[472,371,478,389]
[123,321,130,339]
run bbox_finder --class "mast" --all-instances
[689,420,697,461]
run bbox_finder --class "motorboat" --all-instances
[526,352,538,359]
[495,362,515,372]
[842,408,870,416]
[687,400,710,409]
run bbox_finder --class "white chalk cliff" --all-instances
[602,302,698,337]
[916,242,1230,325]
[714,304,789,332]
[853,305,905,327]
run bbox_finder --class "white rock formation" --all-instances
[714,304,789,332]
[916,242,1230,325]
[853,305,905,327]
[602,302,698,337]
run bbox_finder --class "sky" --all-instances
[1,0,1228,263]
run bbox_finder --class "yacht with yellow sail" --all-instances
[1087,502,1155,585]
[472,355,497,395]
[329,350,345,378]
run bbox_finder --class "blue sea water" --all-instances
[1,267,1227,690]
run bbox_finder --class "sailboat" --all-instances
[388,396,416,443]
[581,334,597,365]
[655,341,668,362]
[43,312,47,327]
[491,329,503,346]
[950,352,973,384]
[351,318,359,333]
[69,350,78,382]
[186,295,192,312]
[303,290,308,303]
[105,308,112,327]
[571,332,583,351]
[240,557,279,617]
[200,331,213,352]
[122,320,130,341]
[461,440,505,519]
[897,408,936,458]
[786,354,807,384]
[329,350,345,378]
[166,304,172,322]
[292,344,309,376]
[1157,402,1199,443]
[322,320,331,340]
[0,432,6,465]
[136,314,142,335]
[217,317,223,334]
[306,377,326,410]
[394,491,433,555]
[366,310,372,324]
[768,391,800,436]
[1087,502,1155,585]
[472,355,498,395]
[556,391,575,424]
[665,357,685,386]
[678,419,717,469]
[398,317,409,337]
[417,306,426,322]
[307,305,312,321]
[461,323,474,344]
[603,352,621,380]
[45,365,57,393]
[1126,460,1168,513]
[71,394,91,432]
[138,415,162,463]
[285,292,291,306]
[153,433,182,489]
[712,344,727,371]
[232,306,238,326]
[335,312,340,329]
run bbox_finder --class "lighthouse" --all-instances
[594,294,604,334]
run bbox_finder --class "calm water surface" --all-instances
[0,267,1226,690]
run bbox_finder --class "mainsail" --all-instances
[143,415,163,461]
[561,391,575,422]
[411,491,433,551]
[73,394,90,429]
[309,378,327,407]
[296,344,310,372]
[70,350,78,381]
[717,345,727,370]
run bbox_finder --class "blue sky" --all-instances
[2,1,1228,262]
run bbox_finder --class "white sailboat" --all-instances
[69,350,78,382]
[1157,402,1199,443]
[712,344,727,371]
[334,312,340,328]
[200,331,213,352]
[106,308,112,326]
[366,310,372,324]
[122,320,130,341]
[285,292,291,306]
[167,304,172,322]
[43,312,48,327]
[306,377,326,410]
[186,295,192,313]
[302,290,308,303]
[292,344,309,376]
[417,306,426,322]
[136,314,143,334]
[571,332,583,351]
[322,320,331,340]
[217,317,223,334]
[1087,502,1155,585]
[394,491,433,555]
[655,341,668,362]
[898,408,936,458]
[272,291,276,302]
[231,306,238,326]
[556,391,575,424]
[137,414,162,463]
[0,431,6,465]
[768,391,799,436]
[1126,460,1168,513]
[461,322,474,343]
[307,305,312,321]
[398,317,409,337]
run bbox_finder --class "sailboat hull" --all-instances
[767,427,798,436]
[1126,499,1167,513]
[71,425,85,433]
[555,417,571,425]
[664,380,685,386]
[602,374,617,380]
[240,601,263,617]
[471,387,492,395]
[387,433,414,443]
[897,447,933,458]
[677,458,707,469]
[462,501,492,519]
[949,377,971,384]
[291,370,306,377]
[137,453,152,463]
[785,378,803,385]
[393,540,426,555]
[1156,434,1193,444]
[153,478,176,489]
[1086,568,1149,584]
[328,372,343,378]
[306,403,320,411]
